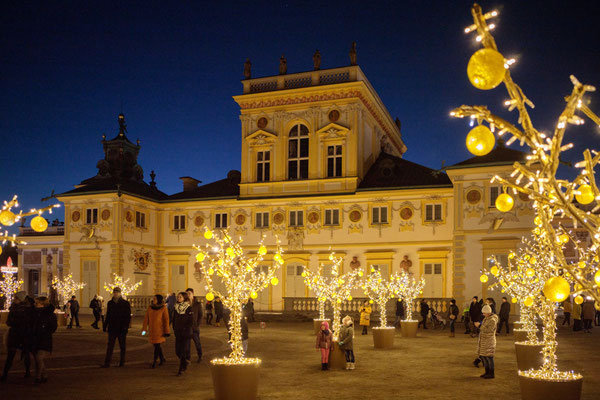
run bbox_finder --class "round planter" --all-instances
[519,374,583,400]
[56,312,67,327]
[372,327,395,349]
[313,319,331,335]
[0,310,8,325]
[515,343,544,371]
[400,320,418,338]
[329,341,347,369]
[210,360,260,400]
[514,329,538,343]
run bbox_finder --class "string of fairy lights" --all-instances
[193,228,283,364]
[397,271,425,322]
[0,273,23,310]
[103,273,142,298]
[453,3,596,382]
[360,269,403,328]
[1,195,60,250]
[52,273,87,305]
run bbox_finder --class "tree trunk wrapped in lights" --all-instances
[302,263,331,321]
[360,268,402,328]
[194,228,283,364]
[397,271,425,322]
[103,273,142,299]
[52,274,87,306]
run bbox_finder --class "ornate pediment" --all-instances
[316,122,349,141]
[246,129,277,147]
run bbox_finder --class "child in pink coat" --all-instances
[316,321,332,370]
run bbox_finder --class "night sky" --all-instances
[1,0,599,228]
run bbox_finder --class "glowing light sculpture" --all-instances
[103,273,142,298]
[397,271,425,322]
[360,268,402,328]
[51,273,86,306]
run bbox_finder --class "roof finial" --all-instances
[244,59,252,79]
[279,55,287,75]
[118,113,127,136]
[313,50,321,70]
[150,170,156,187]
[349,41,357,65]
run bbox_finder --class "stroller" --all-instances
[430,309,447,329]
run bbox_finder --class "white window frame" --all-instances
[86,208,98,225]
[173,215,186,231]
[371,206,388,224]
[215,213,228,229]
[289,210,304,227]
[324,209,340,226]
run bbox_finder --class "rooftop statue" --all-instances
[313,50,321,70]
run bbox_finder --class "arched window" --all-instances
[288,124,309,180]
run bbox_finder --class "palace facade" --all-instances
[17,62,535,314]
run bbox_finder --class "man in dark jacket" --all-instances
[469,296,482,337]
[417,299,430,329]
[1,291,34,382]
[186,288,203,362]
[67,295,81,329]
[101,287,131,368]
[394,299,405,327]
[498,297,511,335]
[32,296,58,383]
[90,295,102,329]
[448,299,460,337]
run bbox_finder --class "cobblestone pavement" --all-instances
[1,315,599,400]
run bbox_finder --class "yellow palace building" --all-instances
[17,58,534,315]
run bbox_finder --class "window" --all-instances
[490,186,500,207]
[86,208,98,224]
[255,212,269,229]
[215,213,228,229]
[288,124,309,180]
[256,151,270,182]
[371,206,388,224]
[289,210,304,227]
[173,215,186,231]
[324,209,340,226]
[425,204,443,222]
[135,211,146,228]
[327,145,343,177]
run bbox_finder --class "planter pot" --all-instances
[56,312,67,327]
[514,329,538,343]
[329,341,347,369]
[0,310,8,325]
[372,327,395,349]
[210,360,260,400]
[313,319,331,335]
[400,320,418,338]
[515,343,544,371]
[519,374,583,400]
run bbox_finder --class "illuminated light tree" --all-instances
[193,228,283,364]
[0,264,23,310]
[103,273,142,298]
[52,274,87,305]
[360,268,403,328]
[397,271,425,322]
[302,263,331,320]
[1,195,60,247]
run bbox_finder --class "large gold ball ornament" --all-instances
[594,271,600,286]
[508,252,515,260]
[524,297,534,307]
[250,291,258,299]
[258,245,267,256]
[466,125,495,156]
[195,252,205,262]
[207,268,214,275]
[480,274,489,283]
[578,261,586,269]
[347,296,353,301]
[270,277,279,286]
[0,210,16,226]
[467,48,506,90]
[574,295,584,305]
[511,297,518,304]
[226,247,235,258]
[559,233,570,244]
[204,230,213,240]
[217,259,224,266]
[534,216,542,226]
[490,266,499,276]
[576,184,594,205]
[30,215,48,232]
[205,292,214,301]
[301,271,307,278]
[526,268,535,277]
[543,276,571,302]
[495,193,514,212]
[358,271,363,277]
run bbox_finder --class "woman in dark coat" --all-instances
[172,292,194,375]
[1,291,34,382]
[214,297,224,327]
[32,296,58,383]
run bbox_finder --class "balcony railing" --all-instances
[19,226,64,236]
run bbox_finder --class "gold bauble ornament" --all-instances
[204,230,213,240]
[207,268,214,275]
[270,277,279,286]
[511,297,518,304]
[526,268,535,277]
[30,215,48,232]
[543,276,571,302]
[575,184,594,205]
[479,274,489,283]
[217,259,224,266]
[524,297,534,307]
[226,247,235,258]
[258,245,267,256]
[559,233,570,244]
[250,291,258,299]
[0,210,16,226]
[495,193,514,212]
[595,271,600,286]
[369,299,373,304]
[195,252,205,262]
[466,125,495,156]
[467,48,506,90]
[534,216,542,226]
[358,271,363,277]
[574,295,584,305]
[205,292,214,301]
[301,271,307,278]
[578,261,586,269]
[490,266,499,276]
[508,252,515,260]
[347,296,353,301]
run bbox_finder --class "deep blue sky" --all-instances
[1,0,599,227]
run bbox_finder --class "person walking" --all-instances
[214,296,224,327]
[31,296,57,384]
[97,296,105,329]
[101,287,131,368]
[498,297,510,335]
[394,299,405,328]
[186,288,203,362]
[475,304,498,379]
[243,298,255,322]
[463,304,471,334]
[562,298,572,326]
[142,294,170,368]
[67,295,81,329]
[205,299,214,325]
[469,296,482,337]
[315,321,332,370]
[1,291,33,382]
[418,299,430,329]
[166,293,176,324]
[582,299,595,333]
[359,300,372,335]
[448,299,459,337]
[173,292,194,376]
[573,301,583,332]
[90,294,102,330]
[338,315,355,370]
